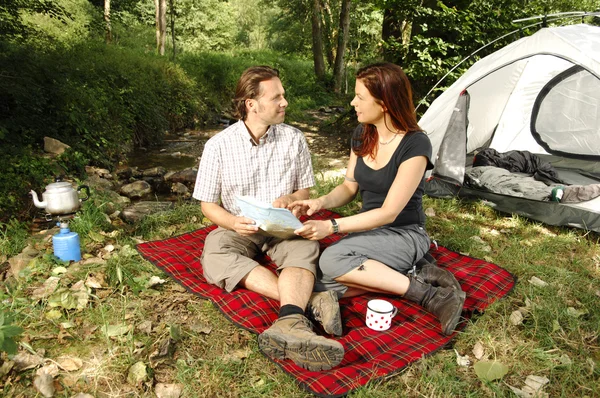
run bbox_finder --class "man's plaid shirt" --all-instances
[193,120,315,216]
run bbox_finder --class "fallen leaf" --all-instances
[566,307,588,318]
[137,320,153,335]
[126,361,148,385]
[469,236,492,252]
[80,258,106,266]
[60,321,76,329]
[155,383,183,398]
[101,324,131,338]
[474,360,508,381]
[85,275,104,289]
[100,230,120,238]
[119,245,138,257]
[103,244,115,253]
[56,356,83,371]
[87,231,105,243]
[40,363,59,377]
[510,310,524,326]
[252,377,265,388]
[473,342,485,360]
[33,367,55,397]
[31,277,61,301]
[551,320,562,333]
[150,338,175,362]
[506,384,530,397]
[454,349,471,367]
[595,290,600,298]
[190,322,212,335]
[425,207,436,217]
[13,352,45,372]
[57,329,74,344]
[222,348,251,363]
[528,276,548,287]
[525,375,549,392]
[0,360,14,378]
[558,354,572,366]
[45,309,62,321]
[52,266,68,275]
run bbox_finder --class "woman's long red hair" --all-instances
[353,63,421,158]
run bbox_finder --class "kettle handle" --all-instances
[78,185,90,202]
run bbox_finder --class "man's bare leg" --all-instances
[277,267,313,309]
[239,265,280,301]
[258,266,344,371]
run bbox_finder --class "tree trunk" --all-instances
[333,0,351,93]
[169,0,176,60]
[104,0,111,44]
[311,0,326,80]
[155,0,167,56]
[321,1,335,68]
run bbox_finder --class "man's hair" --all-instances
[232,66,280,120]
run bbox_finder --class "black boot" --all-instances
[404,275,465,335]
[417,261,464,292]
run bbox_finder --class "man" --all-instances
[193,66,343,371]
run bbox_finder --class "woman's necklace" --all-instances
[379,134,397,145]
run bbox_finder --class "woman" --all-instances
[290,62,465,336]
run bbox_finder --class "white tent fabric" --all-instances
[419,24,600,232]
[420,24,600,165]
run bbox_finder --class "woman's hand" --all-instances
[288,198,324,217]
[294,220,333,241]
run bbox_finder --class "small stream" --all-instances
[125,127,221,172]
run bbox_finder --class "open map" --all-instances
[235,195,303,239]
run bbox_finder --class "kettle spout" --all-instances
[30,190,47,209]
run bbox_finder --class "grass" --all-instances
[0,171,599,397]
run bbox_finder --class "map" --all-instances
[235,195,303,239]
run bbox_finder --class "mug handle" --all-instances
[391,306,398,318]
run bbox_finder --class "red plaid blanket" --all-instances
[136,210,516,397]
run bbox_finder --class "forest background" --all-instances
[1,1,600,397]
[1,0,598,223]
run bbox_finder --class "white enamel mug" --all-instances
[366,299,398,331]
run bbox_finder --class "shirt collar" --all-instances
[236,120,276,147]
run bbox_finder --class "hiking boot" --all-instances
[417,262,464,292]
[403,276,465,336]
[306,291,343,336]
[258,314,344,371]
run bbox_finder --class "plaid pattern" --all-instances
[192,121,315,215]
[137,210,516,398]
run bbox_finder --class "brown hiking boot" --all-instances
[306,291,343,336]
[417,262,464,292]
[404,276,465,336]
[258,314,344,371]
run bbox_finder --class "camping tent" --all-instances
[419,23,600,232]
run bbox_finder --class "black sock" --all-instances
[278,304,304,318]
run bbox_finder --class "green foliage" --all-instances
[0,149,54,221]
[0,0,70,42]
[178,50,335,118]
[0,310,24,355]
[0,219,30,257]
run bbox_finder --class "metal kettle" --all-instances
[30,178,90,215]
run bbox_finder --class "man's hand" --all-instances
[233,216,259,236]
[294,219,332,241]
[288,198,323,217]
[272,195,294,209]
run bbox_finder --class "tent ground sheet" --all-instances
[136,209,516,397]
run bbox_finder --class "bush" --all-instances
[0,40,208,218]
